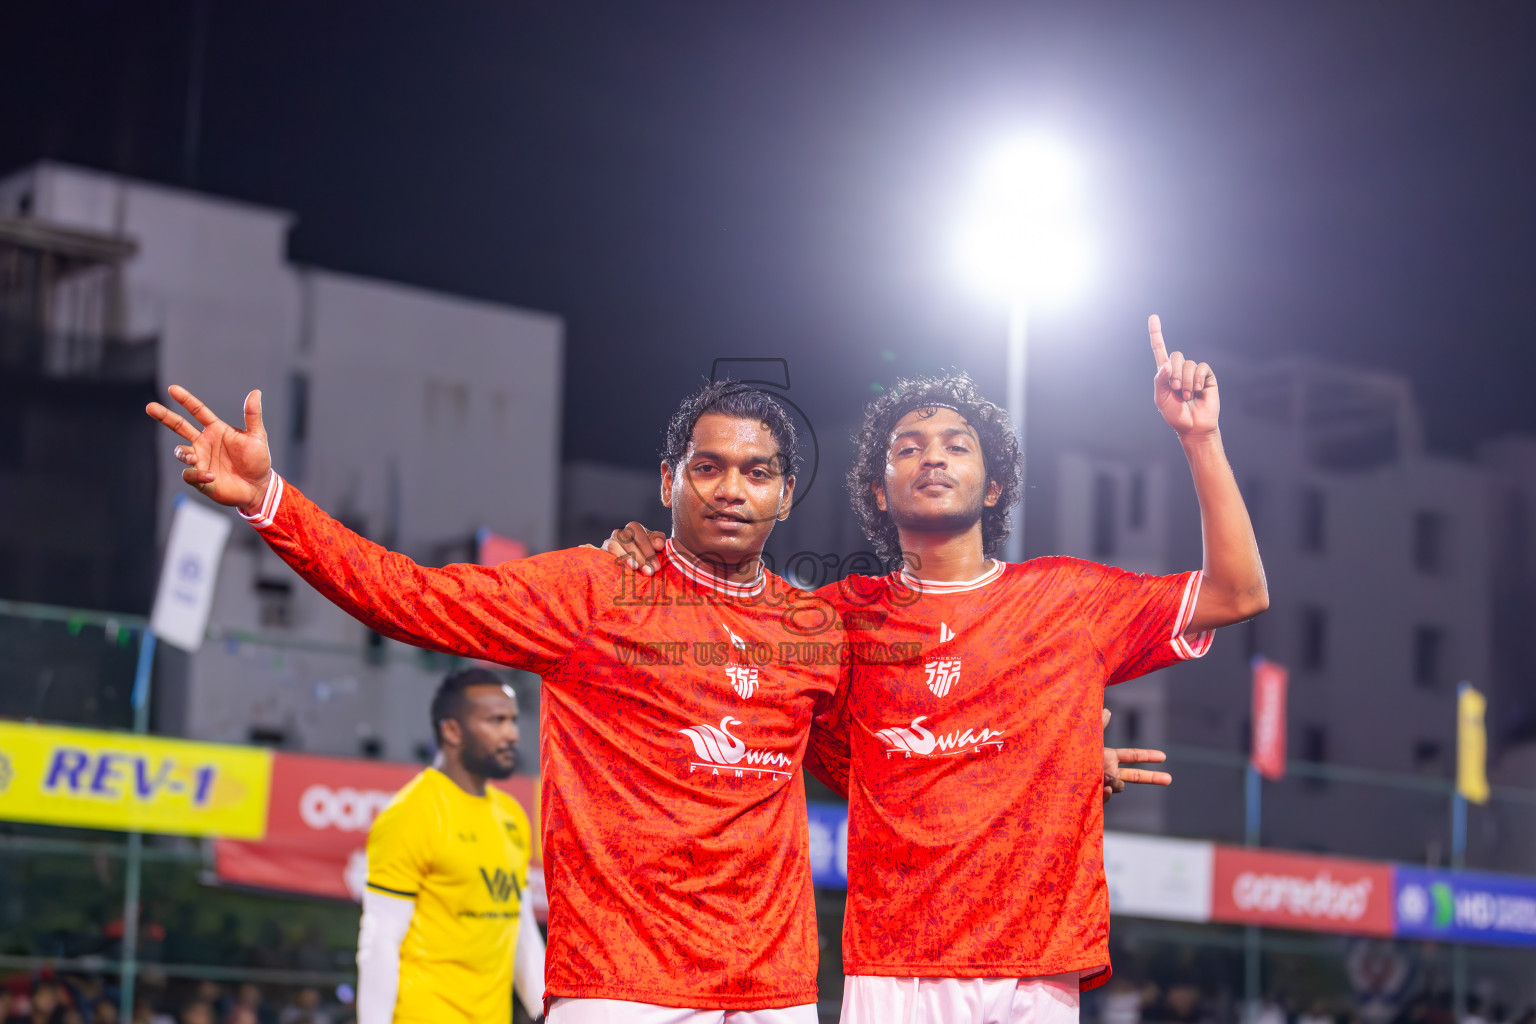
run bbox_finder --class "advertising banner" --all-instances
[1211,845,1395,936]
[806,802,849,888]
[1251,658,1288,781]
[214,753,540,908]
[1104,832,1215,922]
[0,721,271,839]
[150,497,233,652]
[1395,866,1536,948]
[1456,683,1490,805]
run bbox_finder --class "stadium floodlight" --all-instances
[953,136,1090,562]
[955,136,1090,304]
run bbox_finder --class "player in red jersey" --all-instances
[606,317,1266,1024]
[146,380,843,1023]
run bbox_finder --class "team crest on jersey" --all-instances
[725,665,759,698]
[876,715,1005,758]
[924,658,963,697]
[678,716,794,780]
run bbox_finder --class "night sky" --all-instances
[6,2,1535,465]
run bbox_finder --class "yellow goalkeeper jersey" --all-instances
[366,768,533,1024]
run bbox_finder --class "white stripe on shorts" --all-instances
[840,973,1080,1024]
[547,996,819,1024]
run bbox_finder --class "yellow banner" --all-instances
[1457,683,1490,806]
[0,722,271,839]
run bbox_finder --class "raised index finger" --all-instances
[167,384,223,428]
[1148,314,1169,367]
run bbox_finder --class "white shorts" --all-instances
[547,996,820,1024]
[840,973,1080,1024]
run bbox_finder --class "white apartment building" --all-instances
[0,162,562,762]
[1056,360,1504,866]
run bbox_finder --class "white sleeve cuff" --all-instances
[1171,570,1215,660]
[238,473,286,529]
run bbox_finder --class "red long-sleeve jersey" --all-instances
[243,475,844,1009]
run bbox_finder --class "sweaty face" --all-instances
[877,407,999,540]
[454,684,521,780]
[663,412,794,570]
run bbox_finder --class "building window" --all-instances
[1299,606,1327,671]
[255,578,293,629]
[1413,738,1443,770]
[1302,724,1328,790]
[1122,708,1141,746]
[1128,471,1147,530]
[1413,626,1444,688]
[1412,511,1445,574]
[1244,477,1266,540]
[287,371,310,483]
[1092,473,1117,558]
[1299,487,1326,553]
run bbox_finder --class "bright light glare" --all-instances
[955,138,1091,303]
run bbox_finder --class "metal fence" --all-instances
[3,597,1536,1024]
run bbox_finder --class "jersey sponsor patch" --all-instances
[679,717,795,779]
[875,715,1005,758]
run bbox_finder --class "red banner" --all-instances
[1211,846,1394,936]
[213,752,539,911]
[1251,657,1288,780]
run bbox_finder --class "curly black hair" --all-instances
[660,379,801,478]
[847,372,1022,566]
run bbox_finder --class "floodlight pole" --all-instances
[1005,298,1028,564]
[118,630,156,1024]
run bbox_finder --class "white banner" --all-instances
[1104,830,1215,922]
[149,497,232,651]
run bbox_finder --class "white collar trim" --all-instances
[896,559,1006,594]
[663,539,767,598]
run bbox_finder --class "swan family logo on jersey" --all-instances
[924,657,962,697]
[679,716,795,779]
[876,715,1005,758]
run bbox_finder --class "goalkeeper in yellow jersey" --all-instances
[356,668,544,1023]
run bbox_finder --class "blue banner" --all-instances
[1395,866,1536,948]
[806,802,848,889]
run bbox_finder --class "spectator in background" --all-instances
[228,987,271,1024]
[223,1006,257,1024]
[88,997,118,1024]
[27,982,66,1024]
[176,1004,211,1024]
[277,990,327,1024]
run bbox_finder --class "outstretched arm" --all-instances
[1147,316,1269,633]
[147,386,588,669]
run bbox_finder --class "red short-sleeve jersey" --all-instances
[809,556,1211,987]
[245,476,843,1009]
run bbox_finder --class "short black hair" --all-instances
[430,667,510,745]
[660,379,801,479]
[847,372,1022,566]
